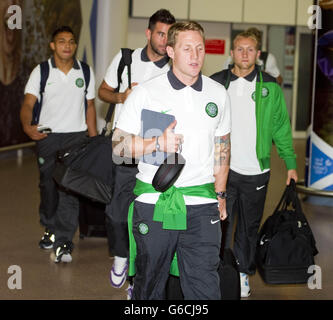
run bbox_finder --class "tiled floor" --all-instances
[0,139,332,300]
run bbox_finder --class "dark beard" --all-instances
[150,42,166,58]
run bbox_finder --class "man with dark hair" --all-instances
[112,21,231,300]
[98,9,175,297]
[211,31,297,297]
[21,26,97,262]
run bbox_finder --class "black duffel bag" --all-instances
[256,179,318,284]
[53,135,115,204]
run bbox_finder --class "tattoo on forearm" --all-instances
[214,134,230,167]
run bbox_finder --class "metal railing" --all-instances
[296,180,333,198]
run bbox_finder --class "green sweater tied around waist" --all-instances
[128,179,217,276]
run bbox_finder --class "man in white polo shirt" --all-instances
[224,27,283,85]
[98,9,175,292]
[20,26,97,263]
[112,21,231,300]
[211,30,297,297]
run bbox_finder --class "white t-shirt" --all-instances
[227,69,270,175]
[24,58,95,133]
[103,47,170,129]
[116,71,231,205]
[224,52,280,78]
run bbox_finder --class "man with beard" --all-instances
[98,9,175,298]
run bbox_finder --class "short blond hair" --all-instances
[167,21,205,48]
[232,31,259,50]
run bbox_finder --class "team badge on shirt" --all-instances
[205,102,218,118]
[138,223,149,235]
[251,87,270,101]
[75,78,84,88]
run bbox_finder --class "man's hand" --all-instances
[218,198,227,220]
[286,169,298,185]
[159,120,184,153]
[122,82,138,103]
[23,124,48,141]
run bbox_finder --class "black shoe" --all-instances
[54,242,73,263]
[39,229,55,250]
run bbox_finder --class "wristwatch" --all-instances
[216,191,227,199]
[156,136,161,152]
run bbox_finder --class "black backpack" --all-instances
[256,179,318,284]
[31,59,91,125]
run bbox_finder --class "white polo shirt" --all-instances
[116,70,231,205]
[24,57,95,133]
[227,68,270,175]
[104,47,170,129]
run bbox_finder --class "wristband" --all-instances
[156,136,161,152]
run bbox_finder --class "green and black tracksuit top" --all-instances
[210,65,297,171]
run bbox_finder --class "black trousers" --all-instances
[36,132,87,245]
[132,201,221,300]
[105,164,138,257]
[225,169,270,275]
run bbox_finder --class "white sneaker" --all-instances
[110,256,128,288]
[240,272,251,298]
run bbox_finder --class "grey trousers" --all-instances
[132,201,221,300]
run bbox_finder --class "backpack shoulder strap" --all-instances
[104,48,134,126]
[118,48,134,89]
[80,60,91,114]
[80,60,91,90]
[260,51,268,71]
[31,60,49,125]
[40,60,50,94]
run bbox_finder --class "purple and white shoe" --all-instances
[110,261,128,288]
[126,284,133,300]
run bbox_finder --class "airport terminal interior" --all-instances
[0,139,332,300]
[1,0,332,302]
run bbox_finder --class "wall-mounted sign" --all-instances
[205,39,225,55]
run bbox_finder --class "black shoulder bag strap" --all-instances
[80,60,91,116]
[260,51,268,72]
[102,48,134,135]
[31,60,49,125]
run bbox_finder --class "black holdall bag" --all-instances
[256,179,318,284]
[53,48,134,204]
[53,135,115,204]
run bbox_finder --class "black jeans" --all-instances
[225,169,270,275]
[105,164,138,257]
[36,131,87,245]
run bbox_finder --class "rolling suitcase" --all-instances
[79,198,107,238]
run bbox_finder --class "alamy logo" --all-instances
[6,5,22,30]
[7,265,22,290]
[308,265,322,290]
[307,5,322,30]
